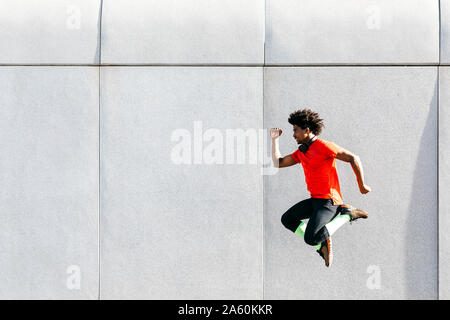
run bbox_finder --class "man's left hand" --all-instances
[359,184,371,194]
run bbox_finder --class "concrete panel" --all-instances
[101,0,264,65]
[265,0,439,65]
[264,67,437,299]
[0,67,99,299]
[439,67,450,299]
[442,0,450,64]
[0,0,101,64]
[100,67,263,299]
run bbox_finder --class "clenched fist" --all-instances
[359,184,372,194]
[270,128,282,139]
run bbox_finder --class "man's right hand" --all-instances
[270,128,282,139]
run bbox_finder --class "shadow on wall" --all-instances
[406,77,438,299]
[95,0,103,64]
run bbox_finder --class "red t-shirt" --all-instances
[291,138,343,205]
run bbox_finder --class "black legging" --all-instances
[281,198,343,246]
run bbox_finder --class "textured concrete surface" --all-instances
[0,0,447,300]
[100,67,263,299]
[442,0,450,64]
[265,0,439,65]
[0,67,99,299]
[439,67,450,300]
[101,0,265,65]
[264,67,438,299]
[0,0,101,64]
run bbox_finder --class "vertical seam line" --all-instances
[437,0,441,301]
[98,0,103,301]
[262,0,266,300]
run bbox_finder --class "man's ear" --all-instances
[305,127,310,134]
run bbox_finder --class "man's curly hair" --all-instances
[288,109,324,135]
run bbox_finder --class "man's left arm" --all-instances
[335,147,371,195]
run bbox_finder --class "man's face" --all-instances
[292,125,309,144]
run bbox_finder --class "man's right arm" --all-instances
[271,128,297,168]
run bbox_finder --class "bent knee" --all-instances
[281,213,297,232]
[304,234,319,246]
[280,213,291,229]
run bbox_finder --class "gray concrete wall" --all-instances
[0,0,101,64]
[0,67,99,299]
[439,67,450,300]
[0,0,447,299]
[442,0,450,64]
[100,67,263,299]
[101,0,265,64]
[265,0,439,65]
[264,67,437,299]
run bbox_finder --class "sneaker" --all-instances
[341,205,368,222]
[316,237,333,267]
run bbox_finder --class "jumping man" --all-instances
[271,109,371,267]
